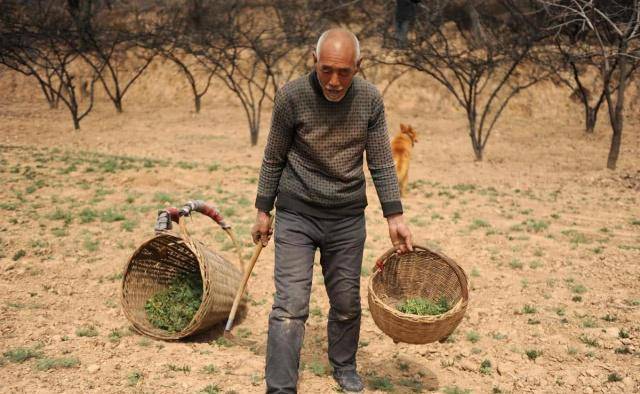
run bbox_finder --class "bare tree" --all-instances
[150,1,219,114]
[65,1,157,113]
[371,0,548,160]
[173,1,315,145]
[541,0,640,169]
[0,0,65,109]
[0,0,99,129]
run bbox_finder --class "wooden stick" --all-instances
[224,215,274,336]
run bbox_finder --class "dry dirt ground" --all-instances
[1,64,639,394]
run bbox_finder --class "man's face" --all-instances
[313,46,361,102]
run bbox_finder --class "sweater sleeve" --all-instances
[365,91,403,217]
[255,88,295,212]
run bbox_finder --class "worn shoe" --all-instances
[333,369,364,392]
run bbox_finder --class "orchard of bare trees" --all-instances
[1,0,638,168]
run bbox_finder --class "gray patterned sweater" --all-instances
[254,71,403,218]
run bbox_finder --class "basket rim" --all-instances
[367,244,469,322]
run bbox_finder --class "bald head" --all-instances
[313,29,362,102]
[315,28,361,66]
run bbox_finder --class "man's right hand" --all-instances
[251,210,273,246]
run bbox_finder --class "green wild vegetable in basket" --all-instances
[397,296,452,316]
[144,274,203,332]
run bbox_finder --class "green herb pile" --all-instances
[397,296,451,316]
[144,274,203,332]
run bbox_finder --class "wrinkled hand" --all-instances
[251,210,273,247]
[387,213,413,254]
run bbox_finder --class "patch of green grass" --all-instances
[127,371,143,386]
[83,236,99,252]
[214,337,234,348]
[581,317,597,328]
[12,249,26,261]
[308,359,326,376]
[176,161,197,170]
[201,364,218,374]
[48,208,73,225]
[367,375,394,391]
[466,331,480,343]
[200,384,221,394]
[479,359,492,375]
[619,329,630,339]
[36,357,80,371]
[154,192,173,204]
[398,297,451,316]
[607,373,623,382]
[561,229,590,245]
[529,260,543,269]
[524,219,549,233]
[121,219,137,232]
[3,346,43,363]
[525,349,542,361]
[453,183,476,192]
[166,364,191,373]
[51,227,68,237]
[630,218,640,226]
[145,274,202,333]
[100,208,125,222]
[310,306,323,317]
[509,259,523,269]
[207,163,220,172]
[615,346,632,354]
[108,329,123,342]
[78,208,98,223]
[76,326,99,337]
[470,267,480,277]
[570,284,587,294]
[602,314,616,322]
[106,272,123,282]
[522,304,537,314]
[491,332,507,340]
[361,265,371,277]
[469,219,490,230]
[398,377,423,392]
[579,334,599,347]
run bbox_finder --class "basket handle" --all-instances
[154,200,245,272]
[374,244,469,301]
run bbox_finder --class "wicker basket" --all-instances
[367,245,469,344]
[121,202,245,340]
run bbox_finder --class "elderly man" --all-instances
[251,28,413,393]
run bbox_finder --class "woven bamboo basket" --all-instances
[121,201,245,340]
[367,245,469,344]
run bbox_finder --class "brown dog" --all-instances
[391,124,418,197]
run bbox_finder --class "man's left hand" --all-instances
[387,213,413,254]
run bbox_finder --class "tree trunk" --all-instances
[467,116,483,160]
[72,114,80,130]
[115,99,123,113]
[250,124,259,146]
[195,95,201,114]
[585,107,597,134]
[607,121,622,170]
[606,54,628,170]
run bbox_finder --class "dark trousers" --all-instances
[265,208,366,394]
